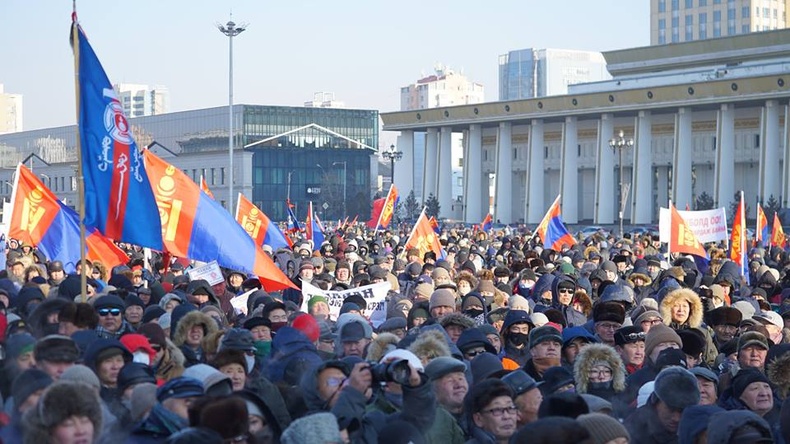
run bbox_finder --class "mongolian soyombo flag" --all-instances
[772,212,786,248]
[9,164,128,272]
[367,197,386,229]
[72,21,162,250]
[756,203,769,247]
[375,184,398,230]
[668,203,708,258]
[235,194,289,251]
[305,202,325,250]
[143,150,296,291]
[730,191,749,283]
[200,175,214,200]
[481,213,493,232]
[404,210,443,260]
[535,195,576,251]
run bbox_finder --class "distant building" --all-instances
[304,92,346,109]
[498,48,610,101]
[0,84,23,134]
[396,66,484,218]
[650,0,789,45]
[113,83,169,117]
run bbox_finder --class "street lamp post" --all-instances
[608,130,634,238]
[333,161,347,218]
[381,144,402,189]
[218,19,245,214]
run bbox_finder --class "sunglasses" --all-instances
[558,288,574,294]
[98,308,121,317]
[621,332,646,341]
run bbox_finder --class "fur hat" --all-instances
[592,301,625,324]
[281,412,342,444]
[192,395,250,440]
[767,345,790,398]
[439,312,475,331]
[653,367,700,410]
[408,329,451,363]
[537,392,589,419]
[24,382,102,442]
[366,332,400,363]
[573,343,626,394]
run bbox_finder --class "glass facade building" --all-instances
[0,104,379,222]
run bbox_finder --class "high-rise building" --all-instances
[113,83,169,117]
[304,92,346,109]
[397,66,484,217]
[650,0,790,45]
[498,48,610,101]
[0,84,23,134]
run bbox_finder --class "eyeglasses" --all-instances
[596,322,621,330]
[558,288,574,294]
[98,308,121,317]
[589,368,613,377]
[325,377,346,388]
[641,319,663,326]
[481,406,518,417]
[621,332,646,341]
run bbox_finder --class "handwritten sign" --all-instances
[187,260,225,286]
[301,281,389,328]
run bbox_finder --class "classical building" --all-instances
[383,29,790,224]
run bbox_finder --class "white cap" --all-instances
[637,381,656,408]
[754,310,783,329]
[380,349,424,372]
[530,312,549,328]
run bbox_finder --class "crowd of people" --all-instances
[0,225,789,444]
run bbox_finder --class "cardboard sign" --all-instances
[186,260,225,286]
[301,281,390,328]
[230,288,257,316]
[659,207,728,244]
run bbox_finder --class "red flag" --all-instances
[405,210,443,259]
[375,185,398,230]
[200,175,214,200]
[771,212,786,248]
[669,203,708,257]
[367,198,386,228]
[535,195,576,250]
[235,194,290,251]
[729,192,748,283]
[756,203,769,246]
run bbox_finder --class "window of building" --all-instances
[659,18,666,29]
[513,148,518,160]
[728,7,735,19]
[742,24,750,33]
[672,27,680,42]
[685,0,693,8]
[728,20,736,34]
[672,0,679,10]
[672,16,680,27]
[774,8,778,19]
[742,6,750,17]
[221,167,226,185]
[544,146,549,159]
[700,12,707,23]
[713,0,720,4]
[659,0,666,12]
[713,10,721,22]
[456,177,463,187]
[714,21,721,36]
[210,168,216,185]
[764,7,770,18]
[699,0,706,5]
[659,30,667,44]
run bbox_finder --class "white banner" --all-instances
[659,207,728,244]
[186,260,225,286]
[301,281,389,328]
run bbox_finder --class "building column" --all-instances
[395,130,414,198]
[437,127,453,217]
[526,119,544,224]
[495,122,513,223]
[422,128,438,204]
[656,166,669,210]
[464,124,483,223]
[783,104,790,207]
[560,117,578,224]
[672,107,693,208]
[632,111,653,223]
[594,113,614,224]
[760,100,781,203]
[714,104,735,208]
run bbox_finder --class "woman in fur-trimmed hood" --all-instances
[660,288,703,329]
[573,343,626,403]
[172,310,219,367]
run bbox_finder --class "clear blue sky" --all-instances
[0,0,649,133]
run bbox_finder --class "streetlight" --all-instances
[608,129,634,238]
[332,161,347,218]
[217,19,246,214]
[381,144,402,189]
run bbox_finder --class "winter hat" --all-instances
[158,312,172,330]
[380,349,424,372]
[644,324,683,358]
[291,314,320,343]
[93,294,125,311]
[11,368,53,411]
[413,282,434,301]
[456,328,497,355]
[637,381,655,408]
[677,404,726,444]
[429,289,456,311]
[34,334,80,363]
[653,367,700,410]
[537,392,589,419]
[142,305,166,324]
[157,376,208,402]
[281,412,342,444]
[192,396,249,441]
[577,413,630,444]
[36,382,103,435]
[307,295,329,313]
[733,300,756,320]
[60,364,101,391]
[129,383,158,421]
[138,323,167,350]
[431,267,450,282]
[592,301,625,324]
[529,325,563,350]
[377,419,426,444]
[732,368,771,399]
[502,370,540,396]
[540,366,576,395]
[117,362,157,392]
[530,312,549,327]
[220,328,256,353]
[470,352,503,383]
[5,332,36,360]
[125,294,145,310]
[738,331,770,352]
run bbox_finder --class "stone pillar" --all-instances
[526,119,544,224]
[395,131,414,198]
[632,111,653,223]
[594,114,614,224]
[465,124,483,223]
[672,107,693,208]
[783,105,790,207]
[760,100,781,203]
[437,127,453,217]
[423,128,438,204]
[714,104,735,208]
[561,117,578,224]
[495,122,513,223]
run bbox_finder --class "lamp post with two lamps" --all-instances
[381,144,402,189]
[608,130,634,238]
[217,19,246,214]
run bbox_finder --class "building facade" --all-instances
[0,104,378,223]
[651,0,790,45]
[0,84,23,135]
[113,83,170,117]
[383,29,790,225]
[498,48,611,101]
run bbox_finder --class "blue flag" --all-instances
[72,21,163,250]
[0,235,6,271]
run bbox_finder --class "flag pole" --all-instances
[374,184,393,234]
[71,7,87,303]
[528,194,561,243]
[667,200,673,263]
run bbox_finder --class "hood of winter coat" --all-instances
[532,274,556,303]
[573,343,626,393]
[172,310,219,347]
[83,338,132,372]
[705,410,773,444]
[660,288,703,328]
[550,274,576,307]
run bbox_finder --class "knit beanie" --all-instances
[307,295,329,314]
[577,413,630,444]
[281,412,342,444]
[292,314,320,343]
[12,368,53,411]
[732,368,771,399]
[508,295,531,312]
[429,289,456,311]
[130,383,158,421]
[644,324,683,358]
[431,267,450,282]
[60,364,101,391]
[413,282,434,301]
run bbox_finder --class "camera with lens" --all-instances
[369,359,411,385]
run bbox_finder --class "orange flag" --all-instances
[771,212,786,248]
[200,175,214,200]
[404,210,443,260]
[669,203,708,258]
